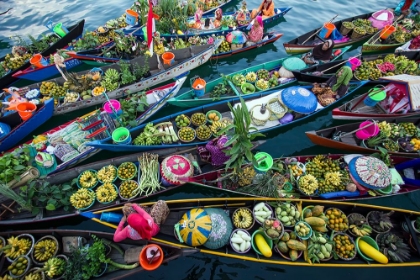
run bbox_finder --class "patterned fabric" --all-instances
[248,25,263,43]
[203,208,233,249]
[197,135,231,166]
[354,156,391,188]
[178,208,212,246]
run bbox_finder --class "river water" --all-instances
[1,0,420,279]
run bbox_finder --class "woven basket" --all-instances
[267,98,287,121]
[253,203,273,225]
[351,29,367,40]
[340,22,354,36]
[31,235,59,265]
[332,232,357,261]
[274,229,304,261]
[366,211,392,234]
[231,43,243,51]
[317,93,337,107]
[232,207,255,230]
[230,229,252,254]
[325,207,349,233]
[347,213,367,237]
[250,105,271,126]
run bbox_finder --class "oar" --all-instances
[368,15,404,45]
[312,53,362,76]
[302,14,338,45]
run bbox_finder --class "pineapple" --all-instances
[377,232,411,263]
[367,211,394,232]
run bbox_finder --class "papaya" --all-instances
[311,205,324,217]
[281,232,290,242]
[304,217,326,227]
[289,231,297,240]
[303,208,312,218]
[286,239,306,251]
[289,249,299,261]
[277,241,289,254]
[255,233,272,258]
[311,225,328,233]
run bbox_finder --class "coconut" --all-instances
[346,183,357,192]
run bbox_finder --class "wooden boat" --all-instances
[332,85,420,120]
[125,8,293,40]
[283,13,374,55]
[305,117,420,158]
[3,79,185,177]
[20,43,218,115]
[87,81,367,152]
[86,197,420,267]
[188,154,420,201]
[0,99,54,153]
[0,19,85,89]
[168,46,351,108]
[0,229,197,280]
[291,51,420,84]
[0,141,264,226]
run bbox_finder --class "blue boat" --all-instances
[86,81,367,152]
[0,99,54,153]
[123,7,293,40]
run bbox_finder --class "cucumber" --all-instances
[254,202,265,212]
[231,237,244,244]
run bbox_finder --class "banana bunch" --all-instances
[43,257,66,278]
[349,224,372,237]
[209,120,229,135]
[97,165,117,183]
[70,188,95,209]
[324,171,342,187]
[33,239,57,262]
[0,275,13,280]
[24,270,43,280]
[238,166,256,187]
[96,183,118,203]
[3,236,32,259]
[78,170,98,189]
[298,174,318,195]
[233,208,253,229]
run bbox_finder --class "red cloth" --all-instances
[248,25,263,42]
[402,0,414,11]
[113,204,159,242]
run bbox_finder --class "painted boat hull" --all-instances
[362,33,405,54]
[0,99,54,152]
[305,117,420,158]
[124,8,292,40]
[283,13,373,55]
[88,196,420,267]
[0,19,85,89]
[87,81,367,152]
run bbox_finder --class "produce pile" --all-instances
[354,54,420,80]
[344,18,377,37]
[232,69,280,94]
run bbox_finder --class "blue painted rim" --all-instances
[348,156,383,190]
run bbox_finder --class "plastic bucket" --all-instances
[30,54,48,68]
[162,52,175,66]
[380,25,396,40]
[363,88,386,107]
[112,127,132,145]
[0,122,11,139]
[253,152,273,173]
[355,120,380,140]
[346,57,362,71]
[53,23,69,37]
[16,102,37,121]
[319,22,336,39]
[139,244,164,271]
[126,9,139,26]
[192,78,207,97]
[103,99,122,119]
[100,212,123,223]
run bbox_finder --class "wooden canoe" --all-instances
[187,154,420,201]
[86,197,420,267]
[0,141,264,226]
[305,117,420,157]
[0,99,54,153]
[87,81,367,153]
[0,229,197,280]
[283,13,374,55]
[291,51,420,84]
[362,32,406,55]
[3,79,185,177]
[125,8,293,40]
[0,19,85,89]
[332,85,420,121]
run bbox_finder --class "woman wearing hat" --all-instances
[325,66,353,98]
[251,0,275,19]
[246,16,264,46]
[302,39,335,65]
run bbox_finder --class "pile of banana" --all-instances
[349,224,373,236]
[33,238,57,262]
[42,257,66,278]
[96,183,118,203]
[97,165,117,183]
[78,170,98,189]
[22,269,43,280]
[2,236,32,260]
[232,207,254,229]
[70,188,95,209]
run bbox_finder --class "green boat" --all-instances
[361,33,406,55]
[168,47,351,108]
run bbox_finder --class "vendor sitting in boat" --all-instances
[213,8,223,28]
[246,16,264,46]
[194,2,204,29]
[302,39,335,65]
[325,66,353,98]
[392,0,419,17]
[251,0,275,20]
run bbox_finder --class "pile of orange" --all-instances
[333,234,355,259]
[410,138,420,151]
[325,208,349,232]
[92,86,105,96]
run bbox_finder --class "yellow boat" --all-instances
[84,197,420,267]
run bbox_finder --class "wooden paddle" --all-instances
[368,15,404,45]
[302,14,338,45]
[312,53,362,76]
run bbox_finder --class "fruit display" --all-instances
[92,86,105,96]
[117,162,137,180]
[245,71,257,83]
[232,208,254,229]
[358,240,388,264]
[191,113,206,126]
[276,230,306,261]
[353,27,366,36]
[217,40,231,53]
[377,62,395,73]
[287,162,305,178]
[399,122,417,136]
[175,114,191,128]
[209,83,233,99]
[64,92,79,103]
[97,165,117,183]
[206,111,220,122]
[263,218,283,239]
[8,256,30,277]
[133,122,164,146]
[275,202,300,227]
[33,237,57,262]
[195,124,212,140]
[254,232,273,257]
[333,233,355,259]
[342,21,354,29]
[41,257,66,278]
[298,174,318,195]
[294,221,311,238]
[257,69,270,80]
[101,68,120,92]
[255,79,269,90]
[178,127,196,142]
[237,166,256,187]
[302,205,329,233]
[2,52,32,70]
[96,183,118,203]
[40,81,66,98]
[268,76,279,88]
[78,170,98,189]
[209,119,230,135]
[307,232,334,262]
[253,202,273,224]
[325,208,349,232]
[119,180,138,199]
[348,213,373,237]
[23,268,44,280]
[230,230,251,253]
[232,74,246,86]
[367,211,394,233]
[241,82,255,94]
[377,232,410,262]
[1,236,33,260]
[70,188,95,209]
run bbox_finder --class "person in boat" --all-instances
[301,39,335,65]
[393,0,419,17]
[324,66,353,98]
[251,0,275,20]
[246,16,264,46]
[113,201,169,242]
[194,2,204,29]
[213,8,223,28]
